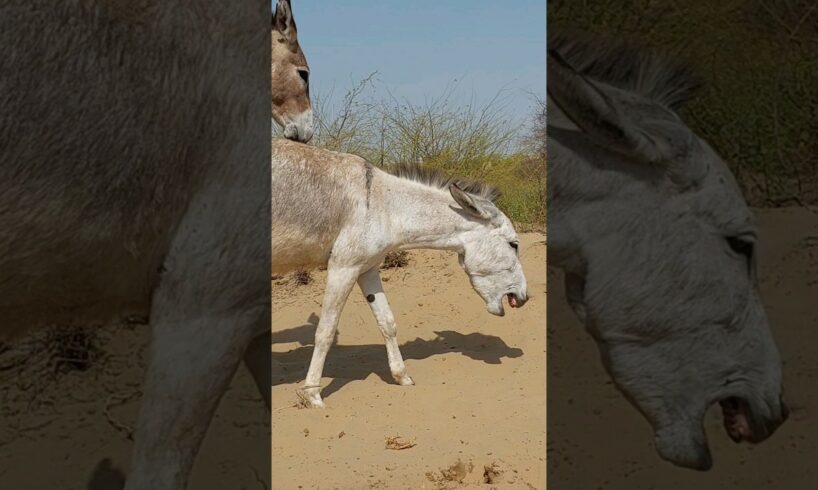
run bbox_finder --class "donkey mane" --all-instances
[386,163,501,202]
[549,29,701,110]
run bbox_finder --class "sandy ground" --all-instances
[0,233,544,490]
[7,205,810,489]
[272,233,546,490]
[548,206,818,488]
[0,322,270,488]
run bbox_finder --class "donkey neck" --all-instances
[381,176,481,253]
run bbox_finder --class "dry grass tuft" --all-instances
[382,251,409,269]
[290,270,313,286]
[48,325,101,374]
[0,325,104,412]
[0,325,101,379]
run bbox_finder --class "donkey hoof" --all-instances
[297,387,325,408]
[395,374,415,386]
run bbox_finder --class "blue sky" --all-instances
[289,1,545,127]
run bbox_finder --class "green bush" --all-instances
[312,76,545,227]
[549,0,818,205]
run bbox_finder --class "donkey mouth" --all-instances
[507,293,523,308]
[719,397,753,443]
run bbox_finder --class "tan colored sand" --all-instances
[272,232,547,489]
[0,324,269,489]
[4,205,814,490]
[0,233,544,490]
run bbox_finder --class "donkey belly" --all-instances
[271,140,362,274]
[271,224,337,274]
[0,1,239,337]
[0,218,174,338]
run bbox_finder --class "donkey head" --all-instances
[271,0,313,142]
[449,184,528,317]
[547,45,787,470]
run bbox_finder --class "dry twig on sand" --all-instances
[384,435,416,450]
[104,390,141,440]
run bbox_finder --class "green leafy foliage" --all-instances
[549,0,818,205]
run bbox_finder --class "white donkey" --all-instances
[272,140,529,408]
[547,31,788,470]
[1,1,309,488]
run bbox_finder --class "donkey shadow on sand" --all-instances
[272,313,523,401]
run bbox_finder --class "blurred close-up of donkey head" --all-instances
[547,30,788,470]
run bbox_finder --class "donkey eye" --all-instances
[509,241,519,252]
[726,236,753,258]
[297,69,309,84]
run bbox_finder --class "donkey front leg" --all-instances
[124,308,266,490]
[300,266,359,408]
[358,267,413,386]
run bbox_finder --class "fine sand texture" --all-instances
[272,232,546,489]
[548,206,818,488]
[0,324,270,489]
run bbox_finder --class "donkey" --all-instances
[271,0,313,142]
[271,139,529,408]
[1,0,308,488]
[547,31,788,470]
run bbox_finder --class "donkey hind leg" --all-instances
[243,331,271,411]
[299,266,359,408]
[123,308,267,490]
[357,267,413,386]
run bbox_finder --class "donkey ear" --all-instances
[547,49,666,163]
[450,184,495,220]
[547,49,704,187]
[273,0,297,44]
